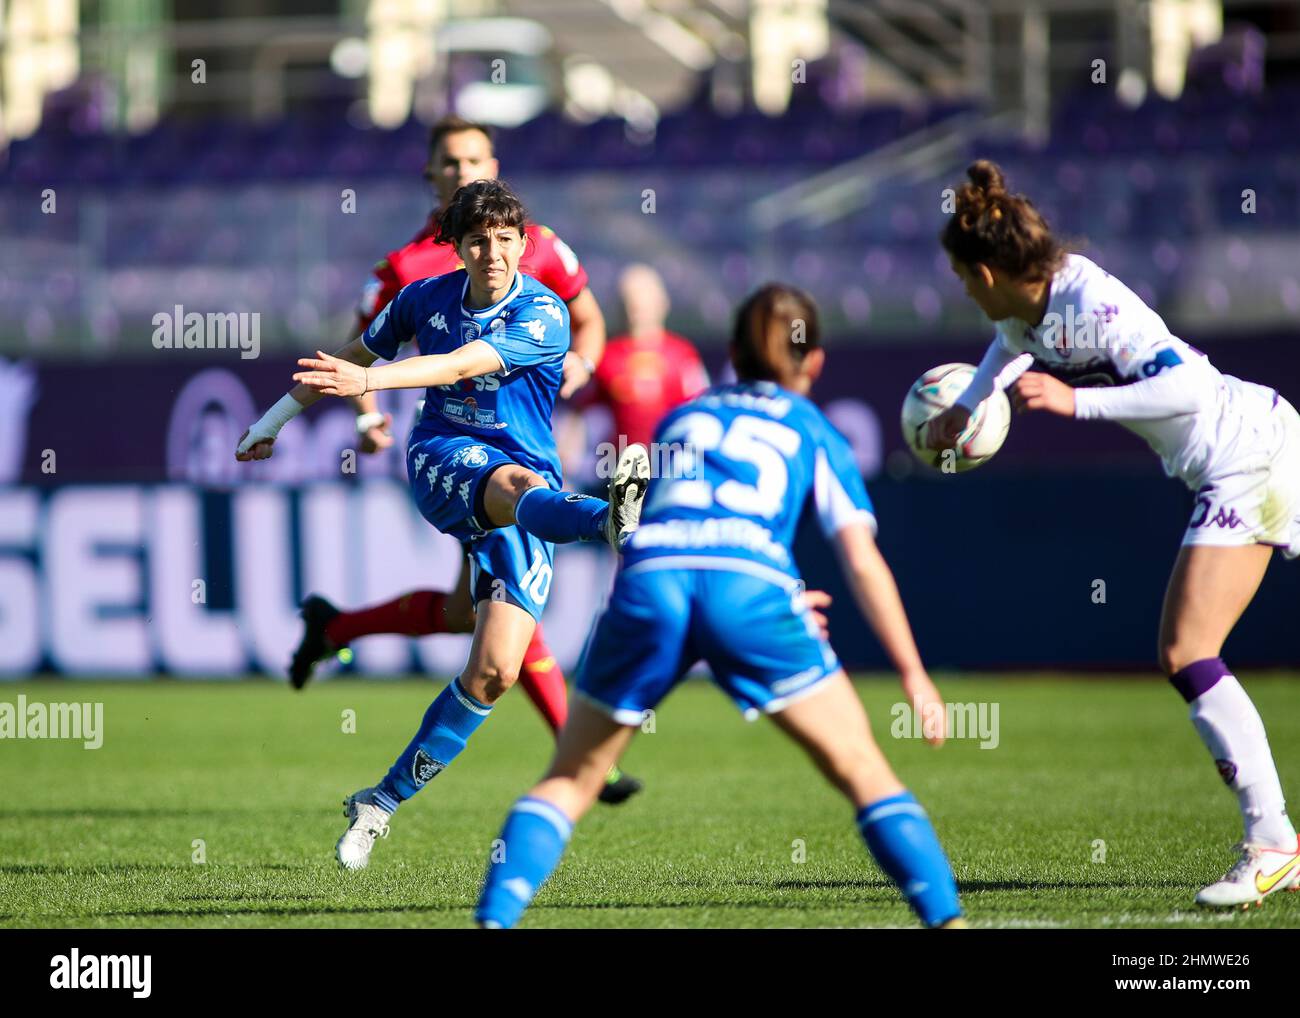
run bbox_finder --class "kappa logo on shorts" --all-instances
[564,493,594,502]
[412,749,445,787]
[1190,485,1245,531]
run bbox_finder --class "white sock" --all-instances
[1189,675,1296,849]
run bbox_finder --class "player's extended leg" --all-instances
[335,598,536,870]
[1158,543,1300,905]
[770,671,964,928]
[484,446,650,550]
[475,697,637,928]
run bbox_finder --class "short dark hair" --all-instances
[730,283,822,384]
[428,115,495,155]
[432,179,527,248]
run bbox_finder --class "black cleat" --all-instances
[289,595,342,690]
[597,766,643,806]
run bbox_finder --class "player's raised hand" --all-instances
[359,412,394,454]
[235,427,275,461]
[900,668,946,748]
[924,406,971,450]
[1011,371,1075,417]
[294,350,369,398]
[559,351,592,399]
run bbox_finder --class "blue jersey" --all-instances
[623,380,875,579]
[362,269,569,487]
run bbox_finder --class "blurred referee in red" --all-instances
[584,263,710,450]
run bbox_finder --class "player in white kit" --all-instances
[929,160,1300,908]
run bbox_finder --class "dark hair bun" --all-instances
[941,159,1066,281]
[967,160,1005,197]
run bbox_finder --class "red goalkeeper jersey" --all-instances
[357,215,589,331]
[590,331,711,448]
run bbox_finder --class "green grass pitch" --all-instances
[2,675,1298,929]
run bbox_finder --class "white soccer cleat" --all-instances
[1194,839,1300,908]
[605,443,651,551]
[335,787,392,871]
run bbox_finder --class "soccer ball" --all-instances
[901,362,1011,472]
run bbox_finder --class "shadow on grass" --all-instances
[0,862,306,876]
[0,808,308,820]
[1,902,470,921]
[740,876,1189,892]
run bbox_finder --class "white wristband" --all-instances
[238,393,303,453]
[355,411,386,434]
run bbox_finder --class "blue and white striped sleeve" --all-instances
[813,428,877,538]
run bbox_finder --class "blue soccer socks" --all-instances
[374,677,493,811]
[858,791,963,927]
[475,797,574,928]
[514,486,608,544]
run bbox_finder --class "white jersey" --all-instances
[957,253,1283,487]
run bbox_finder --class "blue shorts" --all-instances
[407,433,555,621]
[577,557,841,723]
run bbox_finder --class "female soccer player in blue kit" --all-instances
[236,180,650,869]
[475,283,966,929]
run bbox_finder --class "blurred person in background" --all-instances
[290,115,642,805]
[584,263,710,451]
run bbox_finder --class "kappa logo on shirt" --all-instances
[531,296,562,322]
[523,319,547,343]
[428,312,449,333]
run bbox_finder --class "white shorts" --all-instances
[1183,395,1300,559]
